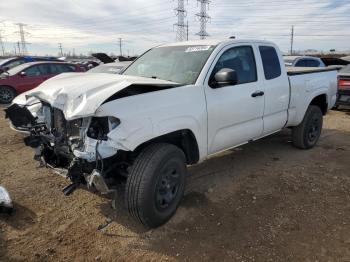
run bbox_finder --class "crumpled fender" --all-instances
[12,73,179,121]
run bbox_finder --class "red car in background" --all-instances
[0,61,84,104]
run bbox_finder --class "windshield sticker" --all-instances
[185,46,211,52]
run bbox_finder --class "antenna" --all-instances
[174,0,187,41]
[196,0,210,40]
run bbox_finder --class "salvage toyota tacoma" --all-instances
[5,39,337,228]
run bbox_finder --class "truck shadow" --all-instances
[98,129,294,230]
[97,127,350,260]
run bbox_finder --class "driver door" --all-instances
[204,44,264,154]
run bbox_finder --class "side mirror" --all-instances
[212,68,238,88]
[20,71,26,77]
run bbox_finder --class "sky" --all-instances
[0,0,349,56]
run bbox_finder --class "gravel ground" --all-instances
[0,107,350,262]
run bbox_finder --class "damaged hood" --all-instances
[14,73,179,120]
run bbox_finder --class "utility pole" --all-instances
[186,20,189,41]
[118,38,123,56]
[174,0,187,41]
[290,25,294,55]
[196,0,210,40]
[0,31,5,56]
[16,23,28,55]
[58,43,63,56]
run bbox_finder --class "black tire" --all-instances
[0,86,16,104]
[125,143,187,228]
[292,105,323,149]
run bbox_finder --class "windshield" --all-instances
[88,64,125,74]
[5,63,32,76]
[0,58,13,66]
[123,45,216,85]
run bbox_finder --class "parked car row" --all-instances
[0,54,134,103]
[0,62,84,103]
[0,56,61,73]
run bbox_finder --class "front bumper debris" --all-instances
[5,103,121,196]
[0,186,13,213]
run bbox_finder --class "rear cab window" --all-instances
[259,46,281,80]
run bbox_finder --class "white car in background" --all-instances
[284,56,326,67]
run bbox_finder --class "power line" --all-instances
[174,0,187,41]
[196,0,210,39]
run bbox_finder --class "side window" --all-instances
[307,59,320,67]
[50,64,74,74]
[24,66,43,77]
[295,59,307,67]
[37,64,50,75]
[211,46,257,86]
[259,46,281,80]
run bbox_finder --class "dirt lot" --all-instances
[0,107,350,262]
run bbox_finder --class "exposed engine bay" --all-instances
[5,102,128,196]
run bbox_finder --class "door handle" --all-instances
[251,91,264,98]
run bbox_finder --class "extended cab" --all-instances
[5,39,337,228]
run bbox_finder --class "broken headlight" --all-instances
[87,116,120,140]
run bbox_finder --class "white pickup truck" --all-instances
[5,39,337,228]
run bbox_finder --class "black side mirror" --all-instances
[212,68,238,88]
[20,71,26,77]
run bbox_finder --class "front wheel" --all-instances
[125,143,187,228]
[292,105,323,149]
[0,86,17,104]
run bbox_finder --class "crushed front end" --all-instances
[5,102,126,196]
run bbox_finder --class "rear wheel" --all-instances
[292,105,323,149]
[125,143,187,228]
[0,86,16,104]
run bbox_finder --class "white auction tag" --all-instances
[185,46,211,52]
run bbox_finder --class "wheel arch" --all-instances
[309,93,328,115]
[0,85,17,93]
[133,129,200,165]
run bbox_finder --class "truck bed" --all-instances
[287,67,337,76]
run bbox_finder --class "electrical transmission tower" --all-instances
[174,0,187,41]
[58,43,63,56]
[16,23,28,55]
[196,0,210,40]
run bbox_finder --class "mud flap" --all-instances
[4,104,36,127]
